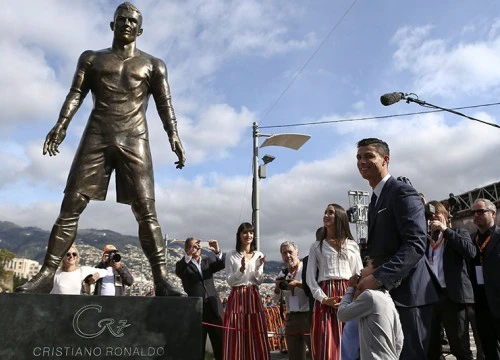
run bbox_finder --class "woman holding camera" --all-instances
[223,222,270,360]
[307,203,363,360]
[50,245,106,295]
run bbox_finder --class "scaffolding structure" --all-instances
[446,181,500,218]
[346,190,370,243]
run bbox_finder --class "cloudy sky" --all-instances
[1,0,500,260]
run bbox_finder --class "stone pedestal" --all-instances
[0,293,202,360]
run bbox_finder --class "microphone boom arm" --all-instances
[405,96,500,129]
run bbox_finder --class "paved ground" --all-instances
[269,328,480,359]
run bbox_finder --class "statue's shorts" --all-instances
[64,133,155,205]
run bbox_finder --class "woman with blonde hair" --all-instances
[50,245,106,295]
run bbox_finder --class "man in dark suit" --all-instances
[355,138,439,360]
[175,237,225,360]
[425,200,476,360]
[469,198,500,359]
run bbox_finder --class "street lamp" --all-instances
[252,121,311,250]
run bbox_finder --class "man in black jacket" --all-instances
[469,198,500,359]
[175,238,224,360]
[425,201,476,360]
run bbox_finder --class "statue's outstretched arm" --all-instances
[43,51,92,156]
[152,58,186,169]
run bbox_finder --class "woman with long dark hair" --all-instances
[306,204,363,360]
[223,222,270,360]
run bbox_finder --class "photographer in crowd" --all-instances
[425,201,476,360]
[94,244,134,296]
[273,241,311,360]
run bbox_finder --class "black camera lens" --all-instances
[107,250,121,262]
[278,280,290,291]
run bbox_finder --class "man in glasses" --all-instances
[15,2,185,296]
[93,244,134,296]
[469,198,500,359]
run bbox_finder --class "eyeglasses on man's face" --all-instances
[471,209,493,216]
[66,252,78,258]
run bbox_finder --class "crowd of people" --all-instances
[49,244,134,297]
[8,136,499,360]
[173,137,500,360]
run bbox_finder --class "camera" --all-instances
[277,265,290,291]
[83,274,94,284]
[425,203,436,219]
[107,250,121,263]
[278,278,291,291]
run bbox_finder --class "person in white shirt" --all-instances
[306,203,363,360]
[337,255,404,360]
[273,241,311,360]
[50,246,106,295]
[223,222,270,360]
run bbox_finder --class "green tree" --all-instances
[0,248,15,279]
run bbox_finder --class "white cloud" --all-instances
[391,24,500,97]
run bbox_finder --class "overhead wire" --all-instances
[260,0,359,125]
[259,101,500,129]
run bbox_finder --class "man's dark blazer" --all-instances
[368,176,440,307]
[175,254,225,318]
[471,225,500,319]
[427,227,476,304]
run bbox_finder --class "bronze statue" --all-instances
[16,2,186,296]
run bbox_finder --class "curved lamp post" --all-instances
[252,122,311,250]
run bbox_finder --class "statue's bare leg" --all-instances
[131,198,184,296]
[16,192,89,293]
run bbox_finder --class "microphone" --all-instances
[380,92,405,106]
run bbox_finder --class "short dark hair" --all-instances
[357,138,390,157]
[184,237,198,250]
[114,2,143,25]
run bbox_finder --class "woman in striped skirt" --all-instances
[223,222,271,360]
[306,204,363,360]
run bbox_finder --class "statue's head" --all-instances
[110,2,143,40]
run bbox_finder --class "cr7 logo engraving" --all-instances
[73,304,131,339]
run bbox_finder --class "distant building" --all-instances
[4,258,41,280]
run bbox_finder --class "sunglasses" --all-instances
[66,252,78,258]
[471,209,492,215]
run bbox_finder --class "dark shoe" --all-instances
[15,267,55,293]
[154,279,185,297]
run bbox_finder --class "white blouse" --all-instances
[225,249,265,287]
[307,238,363,302]
[50,266,107,295]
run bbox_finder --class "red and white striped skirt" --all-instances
[223,285,271,360]
[311,279,348,360]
